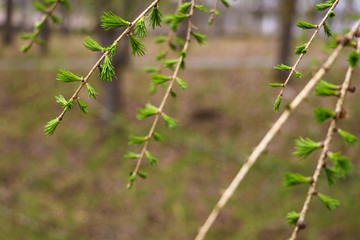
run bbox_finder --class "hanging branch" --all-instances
[208,0,220,25]
[44,0,161,135]
[152,0,184,75]
[207,0,230,25]
[289,39,360,240]
[194,20,360,240]
[127,0,198,189]
[20,0,70,53]
[272,0,340,112]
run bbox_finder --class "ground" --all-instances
[0,33,359,240]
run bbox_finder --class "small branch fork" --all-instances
[54,0,161,122]
[277,0,340,100]
[194,20,360,240]
[128,0,197,188]
[23,0,62,51]
[289,39,360,240]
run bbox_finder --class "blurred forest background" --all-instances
[1,0,360,239]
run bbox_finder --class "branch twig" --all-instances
[155,0,184,74]
[208,0,220,25]
[54,0,161,123]
[276,0,340,106]
[128,0,197,188]
[289,39,360,240]
[194,20,360,240]
[22,0,62,52]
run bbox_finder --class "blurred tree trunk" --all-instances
[97,1,137,122]
[3,0,14,45]
[39,20,51,55]
[276,0,297,79]
[20,0,31,29]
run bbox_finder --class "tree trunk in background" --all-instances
[3,0,14,45]
[39,20,51,55]
[20,0,31,29]
[97,1,137,122]
[276,0,297,79]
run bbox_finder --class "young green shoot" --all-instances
[56,69,82,83]
[136,103,158,120]
[128,34,147,56]
[145,151,158,166]
[294,44,307,55]
[86,83,98,100]
[313,107,335,124]
[337,129,357,146]
[324,167,338,186]
[296,21,317,30]
[192,32,207,45]
[44,118,60,136]
[328,152,353,178]
[316,193,340,211]
[134,17,147,38]
[284,173,311,186]
[77,99,89,114]
[286,212,300,226]
[314,80,339,97]
[129,136,147,145]
[293,137,321,159]
[125,152,139,159]
[149,6,163,30]
[99,56,116,82]
[348,51,360,67]
[83,36,105,52]
[101,11,129,30]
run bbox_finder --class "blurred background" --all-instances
[1,0,360,239]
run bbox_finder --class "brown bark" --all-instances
[3,0,14,45]
[277,0,297,79]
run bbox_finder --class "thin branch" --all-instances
[276,0,340,106]
[128,0,197,188]
[155,0,184,74]
[289,39,360,240]
[208,0,220,25]
[194,20,360,240]
[54,0,161,122]
[22,0,62,52]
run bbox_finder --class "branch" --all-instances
[154,0,184,74]
[21,0,63,53]
[274,0,340,111]
[194,20,360,240]
[47,0,161,131]
[208,0,220,25]
[128,0,197,189]
[289,39,360,240]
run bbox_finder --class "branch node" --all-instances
[347,86,356,93]
[297,220,306,230]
